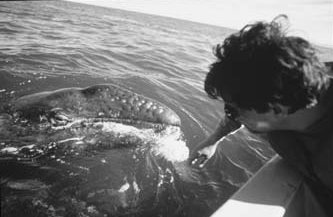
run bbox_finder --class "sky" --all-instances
[68,0,333,47]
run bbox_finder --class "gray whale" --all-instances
[0,84,189,217]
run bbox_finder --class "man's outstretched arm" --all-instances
[189,117,242,168]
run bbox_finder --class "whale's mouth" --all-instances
[1,108,189,162]
[46,114,189,162]
[47,113,172,131]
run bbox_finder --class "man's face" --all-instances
[224,103,289,133]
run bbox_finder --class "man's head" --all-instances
[205,15,330,120]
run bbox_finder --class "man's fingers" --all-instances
[190,152,201,165]
[197,155,208,167]
[191,154,208,167]
[191,158,198,165]
[199,161,206,168]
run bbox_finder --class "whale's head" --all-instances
[0,84,189,217]
[12,84,181,125]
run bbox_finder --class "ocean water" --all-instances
[0,1,276,216]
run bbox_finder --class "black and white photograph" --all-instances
[0,0,332,216]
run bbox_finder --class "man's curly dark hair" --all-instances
[205,15,330,114]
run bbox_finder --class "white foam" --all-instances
[101,122,189,162]
[153,135,189,162]
[0,147,19,154]
[51,119,189,163]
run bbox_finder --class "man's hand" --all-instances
[190,142,218,168]
[189,117,242,168]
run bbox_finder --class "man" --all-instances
[189,15,333,214]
